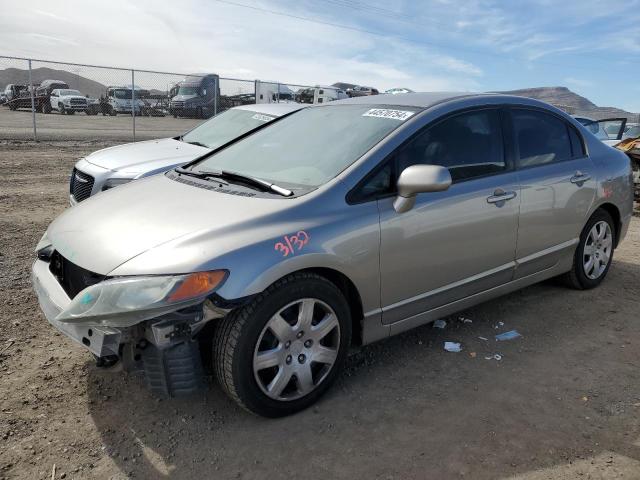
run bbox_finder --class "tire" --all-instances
[109,107,116,116]
[43,103,51,114]
[59,104,66,115]
[67,110,75,115]
[214,272,351,417]
[563,209,616,290]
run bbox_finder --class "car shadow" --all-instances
[87,258,640,479]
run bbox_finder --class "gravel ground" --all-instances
[1,140,640,480]
[0,107,203,142]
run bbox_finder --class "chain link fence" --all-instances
[0,56,316,142]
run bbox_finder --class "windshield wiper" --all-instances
[185,141,210,148]
[216,170,293,197]
[174,167,218,180]
[174,167,292,197]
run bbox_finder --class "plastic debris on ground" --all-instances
[484,354,502,361]
[433,319,447,329]
[459,316,473,323]
[494,321,505,329]
[478,336,488,341]
[495,330,522,341]
[469,352,477,358]
[444,342,462,352]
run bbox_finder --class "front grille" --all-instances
[171,101,184,108]
[70,98,87,105]
[70,168,94,202]
[49,251,104,299]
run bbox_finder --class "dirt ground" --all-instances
[1,140,640,480]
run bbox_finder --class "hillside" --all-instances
[0,67,107,97]
[499,86,638,121]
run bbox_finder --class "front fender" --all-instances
[108,200,382,317]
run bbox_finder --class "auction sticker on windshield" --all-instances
[362,109,415,121]
[251,113,275,122]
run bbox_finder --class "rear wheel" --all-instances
[214,273,351,417]
[43,103,51,114]
[563,209,615,289]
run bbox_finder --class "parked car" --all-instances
[47,89,88,115]
[32,93,633,417]
[69,103,304,204]
[170,74,220,118]
[574,116,627,146]
[349,85,379,97]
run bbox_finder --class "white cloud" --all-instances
[0,0,484,93]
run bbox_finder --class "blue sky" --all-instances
[2,0,639,111]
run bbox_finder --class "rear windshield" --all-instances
[191,104,419,189]
[181,108,279,150]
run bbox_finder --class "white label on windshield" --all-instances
[251,113,275,122]
[362,108,415,121]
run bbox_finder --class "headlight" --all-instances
[35,231,53,259]
[102,178,132,191]
[56,270,228,327]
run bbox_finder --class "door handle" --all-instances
[487,189,517,205]
[570,171,591,185]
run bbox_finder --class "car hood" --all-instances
[46,174,296,275]
[84,138,209,173]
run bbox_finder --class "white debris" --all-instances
[459,316,473,324]
[444,342,462,353]
[478,336,489,341]
[484,354,502,361]
[433,319,447,329]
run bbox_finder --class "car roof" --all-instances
[332,92,488,108]
[233,103,305,116]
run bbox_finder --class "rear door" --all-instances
[510,108,597,278]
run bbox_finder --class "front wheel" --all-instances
[563,209,615,289]
[214,273,351,417]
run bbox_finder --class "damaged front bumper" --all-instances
[31,258,233,396]
[32,258,122,357]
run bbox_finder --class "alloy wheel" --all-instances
[253,298,341,401]
[583,220,613,280]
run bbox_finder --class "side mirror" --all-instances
[393,164,452,213]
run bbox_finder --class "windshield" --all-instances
[113,89,132,99]
[182,108,279,149]
[191,104,418,189]
[623,125,640,140]
[178,86,199,96]
[59,90,81,96]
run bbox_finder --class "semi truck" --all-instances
[169,74,220,118]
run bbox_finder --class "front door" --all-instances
[377,108,520,325]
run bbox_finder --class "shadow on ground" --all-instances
[87,259,640,479]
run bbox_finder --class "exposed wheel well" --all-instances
[298,267,364,346]
[597,203,621,248]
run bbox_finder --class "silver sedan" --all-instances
[33,92,633,417]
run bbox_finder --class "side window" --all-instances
[568,126,585,157]
[397,109,505,183]
[512,109,573,168]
